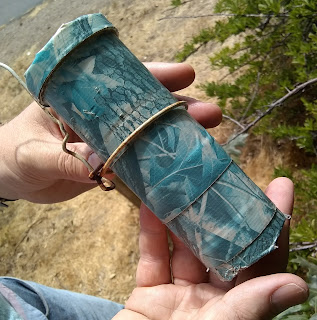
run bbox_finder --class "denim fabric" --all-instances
[0,277,124,320]
[0,281,47,320]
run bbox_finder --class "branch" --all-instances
[290,241,317,252]
[218,54,261,82]
[259,15,272,31]
[14,218,45,254]
[223,115,245,129]
[216,24,287,83]
[178,43,205,62]
[240,71,261,121]
[222,77,317,145]
[159,12,290,21]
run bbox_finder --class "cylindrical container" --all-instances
[25,14,288,281]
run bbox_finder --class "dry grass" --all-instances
[0,49,37,123]
[0,189,139,303]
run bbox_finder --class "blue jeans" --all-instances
[0,277,124,319]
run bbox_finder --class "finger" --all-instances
[136,204,171,287]
[56,142,110,182]
[170,232,235,290]
[170,232,209,286]
[236,177,294,284]
[145,62,195,92]
[145,63,223,128]
[140,63,221,285]
[262,177,293,270]
[265,177,294,217]
[222,274,308,320]
[174,93,222,128]
[21,133,113,186]
[15,102,103,184]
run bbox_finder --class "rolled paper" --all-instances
[25,14,288,281]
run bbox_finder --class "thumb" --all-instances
[51,141,104,183]
[222,274,309,319]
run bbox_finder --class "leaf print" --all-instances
[27,14,287,281]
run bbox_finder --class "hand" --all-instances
[0,63,219,203]
[114,147,308,317]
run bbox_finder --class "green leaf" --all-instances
[274,303,310,319]
[171,0,182,7]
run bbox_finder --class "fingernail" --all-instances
[271,283,309,313]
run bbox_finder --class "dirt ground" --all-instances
[0,0,298,304]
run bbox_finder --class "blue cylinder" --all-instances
[25,14,287,280]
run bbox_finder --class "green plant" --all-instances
[177,0,317,154]
[171,0,182,7]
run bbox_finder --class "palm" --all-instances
[115,179,308,320]
[122,283,226,320]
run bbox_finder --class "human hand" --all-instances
[0,63,221,203]
[114,158,309,317]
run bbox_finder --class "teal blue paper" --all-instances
[25,14,287,280]
[25,13,116,99]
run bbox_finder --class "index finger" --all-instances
[144,62,195,92]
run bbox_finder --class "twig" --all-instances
[178,43,205,62]
[217,28,287,82]
[14,218,45,254]
[259,15,272,31]
[290,241,317,252]
[159,13,290,21]
[223,115,245,129]
[223,77,317,145]
[218,54,261,82]
[240,71,261,121]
